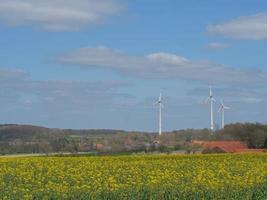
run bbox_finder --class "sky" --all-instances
[1,0,267,131]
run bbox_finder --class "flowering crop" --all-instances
[0,153,266,199]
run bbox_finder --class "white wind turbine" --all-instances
[206,86,216,131]
[218,100,230,129]
[154,93,163,136]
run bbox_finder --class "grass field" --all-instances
[0,153,266,200]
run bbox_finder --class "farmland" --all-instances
[0,153,266,200]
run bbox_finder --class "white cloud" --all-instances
[207,13,267,39]
[0,68,29,80]
[0,0,123,31]
[146,52,188,64]
[187,86,266,105]
[58,46,267,85]
[206,42,229,50]
[0,68,130,106]
[0,68,136,129]
[242,97,262,104]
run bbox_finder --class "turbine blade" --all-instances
[205,97,210,104]
[209,86,212,96]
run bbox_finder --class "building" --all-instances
[192,140,265,153]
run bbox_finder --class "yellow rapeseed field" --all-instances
[0,153,266,199]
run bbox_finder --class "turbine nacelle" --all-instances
[218,100,230,113]
[206,86,216,103]
[154,93,163,106]
[206,96,216,103]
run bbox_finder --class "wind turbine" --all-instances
[154,93,163,136]
[206,86,216,131]
[218,100,230,129]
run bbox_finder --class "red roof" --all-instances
[192,140,264,153]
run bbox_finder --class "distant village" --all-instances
[0,123,266,155]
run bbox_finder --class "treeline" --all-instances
[170,123,267,148]
[0,123,266,155]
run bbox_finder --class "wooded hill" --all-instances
[0,123,266,155]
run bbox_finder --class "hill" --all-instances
[0,123,266,155]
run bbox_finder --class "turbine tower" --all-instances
[218,100,230,129]
[206,86,216,131]
[154,93,163,136]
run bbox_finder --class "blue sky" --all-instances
[1,0,267,131]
